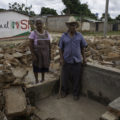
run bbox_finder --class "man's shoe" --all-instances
[73,96,79,101]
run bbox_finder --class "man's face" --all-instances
[36,20,43,30]
[68,22,77,32]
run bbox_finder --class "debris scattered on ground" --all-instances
[100,97,120,120]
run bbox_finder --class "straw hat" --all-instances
[65,16,79,28]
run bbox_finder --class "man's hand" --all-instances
[60,58,64,66]
[83,58,87,66]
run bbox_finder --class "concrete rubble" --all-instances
[0,39,60,119]
[4,86,27,117]
[0,35,120,120]
[100,97,120,120]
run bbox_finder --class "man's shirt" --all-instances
[59,32,87,63]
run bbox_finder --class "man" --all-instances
[58,17,87,100]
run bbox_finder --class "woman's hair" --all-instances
[35,18,44,25]
[35,18,46,29]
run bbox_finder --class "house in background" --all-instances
[30,15,120,33]
[0,10,30,38]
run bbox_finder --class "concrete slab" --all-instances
[100,111,119,120]
[4,86,27,117]
[109,97,120,112]
[25,67,59,84]
[35,95,106,120]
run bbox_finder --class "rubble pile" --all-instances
[50,37,61,74]
[0,39,60,120]
[0,35,120,120]
[85,36,120,69]
[50,35,120,70]
[0,41,32,89]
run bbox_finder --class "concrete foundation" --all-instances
[82,63,120,104]
[26,63,120,105]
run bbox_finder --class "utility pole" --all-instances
[104,0,109,37]
[26,0,27,7]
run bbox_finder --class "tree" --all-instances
[40,7,58,16]
[9,2,35,16]
[0,8,6,12]
[100,13,113,22]
[116,15,120,20]
[62,0,97,19]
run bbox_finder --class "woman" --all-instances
[29,19,51,83]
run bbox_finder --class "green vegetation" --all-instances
[62,0,97,19]
[40,7,58,15]
[81,31,120,36]
[8,2,35,16]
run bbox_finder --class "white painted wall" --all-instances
[82,22,90,31]
[0,11,30,38]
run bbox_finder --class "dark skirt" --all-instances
[33,65,49,73]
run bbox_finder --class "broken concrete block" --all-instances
[54,55,60,62]
[50,63,60,70]
[0,64,4,69]
[12,52,23,58]
[105,53,120,61]
[108,97,120,116]
[0,48,3,53]
[4,53,14,60]
[4,86,27,117]
[100,111,119,120]
[0,111,8,120]
[0,54,4,59]
[0,70,15,83]
[12,67,28,79]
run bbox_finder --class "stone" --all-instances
[12,67,28,79]
[96,44,105,50]
[4,86,27,117]
[12,52,23,58]
[102,53,120,61]
[0,64,4,69]
[0,48,3,53]
[56,50,59,54]
[0,111,8,120]
[4,53,14,60]
[0,54,4,59]
[100,111,119,120]
[108,97,120,116]
[50,63,60,70]
[0,70,15,83]
[26,105,35,116]
[24,68,35,84]
[100,61,114,65]
[90,47,98,54]
[54,55,60,62]
[25,50,31,55]
[113,61,120,66]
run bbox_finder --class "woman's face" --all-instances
[36,20,43,30]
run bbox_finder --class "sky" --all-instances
[0,0,120,18]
